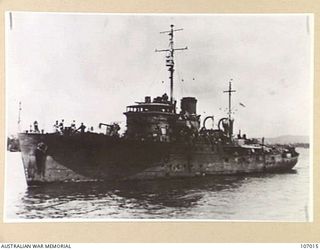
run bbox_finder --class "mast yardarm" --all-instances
[155,24,188,103]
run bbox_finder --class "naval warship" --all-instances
[18,25,299,186]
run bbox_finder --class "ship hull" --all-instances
[18,133,298,185]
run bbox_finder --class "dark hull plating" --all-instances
[18,133,298,185]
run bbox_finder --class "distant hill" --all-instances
[265,135,309,145]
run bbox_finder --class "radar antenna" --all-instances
[155,24,188,103]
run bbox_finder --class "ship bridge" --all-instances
[125,94,176,114]
[124,94,176,142]
[125,102,174,114]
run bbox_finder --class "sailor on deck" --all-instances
[53,120,59,133]
[71,120,76,131]
[59,119,64,133]
[33,121,40,133]
[77,123,86,133]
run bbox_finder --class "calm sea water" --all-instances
[4,148,311,221]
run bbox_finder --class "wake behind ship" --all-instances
[18,25,299,186]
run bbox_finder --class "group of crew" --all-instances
[53,120,87,134]
[28,120,88,134]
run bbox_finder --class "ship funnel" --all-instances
[181,97,197,115]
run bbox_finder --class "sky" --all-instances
[5,13,312,138]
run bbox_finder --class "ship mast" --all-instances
[17,101,21,132]
[223,79,236,138]
[156,24,188,103]
[223,79,236,121]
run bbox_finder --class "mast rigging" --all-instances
[155,24,188,103]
